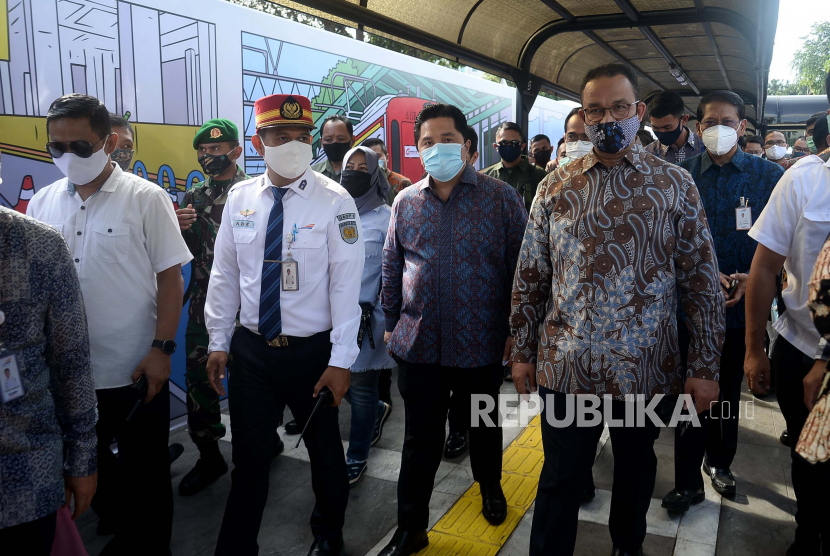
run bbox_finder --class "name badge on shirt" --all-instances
[232,219,255,229]
[0,352,24,404]
[736,197,752,231]
[282,255,299,291]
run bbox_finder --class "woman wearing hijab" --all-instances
[338,145,395,486]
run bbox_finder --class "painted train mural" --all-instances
[0,0,577,421]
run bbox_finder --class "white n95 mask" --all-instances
[701,125,738,156]
[565,140,593,159]
[52,148,110,185]
[264,141,312,180]
[765,145,787,161]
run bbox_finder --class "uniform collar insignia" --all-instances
[240,209,255,217]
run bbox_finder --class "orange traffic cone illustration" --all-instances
[15,176,34,213]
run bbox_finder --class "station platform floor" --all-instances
[77,368,798,556]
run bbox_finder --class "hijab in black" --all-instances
[341,146,390,214]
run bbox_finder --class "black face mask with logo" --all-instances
[198,151,234,177]
[323,141,352,164]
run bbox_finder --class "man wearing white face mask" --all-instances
[378,103,527,556]
[659,91,784,513]
[27,94,192,556]
[551,106,594,172]
[763,130,790,169]
[204,94,363,556]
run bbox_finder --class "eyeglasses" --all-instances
[764,139,787,147]
[565,132,590,142]
[46,135,109,159]
[497,140,522,148]
[793,146,811,154]
[581,102,639,125]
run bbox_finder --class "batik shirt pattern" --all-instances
[382,165,528,368]
[0,208,97,528]
[510,144,725,399]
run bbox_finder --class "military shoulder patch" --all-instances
[339,220,358,244]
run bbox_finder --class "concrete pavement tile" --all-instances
[673,539,716,556]
[497,510,533,555]
[571,521,675,556]
[675,495,720,545]
[577,488,680,539]
[715,502,795,556]
[433,464,475,496]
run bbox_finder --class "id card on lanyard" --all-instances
[282,224,299,292]
[0,310,25,404]
[736,197,752,231]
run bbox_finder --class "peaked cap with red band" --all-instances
[254,94,316,130]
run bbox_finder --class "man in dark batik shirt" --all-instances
[379,104,527,556]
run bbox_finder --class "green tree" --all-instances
[791,21,830,95]
[767,78,810,96]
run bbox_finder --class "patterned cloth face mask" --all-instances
[111,148,134,171]
[585,114,640,154]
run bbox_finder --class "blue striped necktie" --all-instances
[259,185,288,340]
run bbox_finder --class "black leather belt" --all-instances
[242,326,328,348]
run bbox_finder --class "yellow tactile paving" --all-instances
[417,532,500,556]
[415,415,545,555]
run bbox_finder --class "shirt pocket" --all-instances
[91,222,130,263]
[364,229,384,259]
[804,210,830,257]
[232,228,257,277]
[293,232,327,283]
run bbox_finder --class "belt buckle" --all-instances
[267,336,289,348]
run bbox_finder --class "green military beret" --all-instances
[193,119,239,149]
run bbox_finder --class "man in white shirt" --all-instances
[745,145,830,555]
[27,94,192,556]
[205,94,364,556]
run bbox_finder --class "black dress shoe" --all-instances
[581,484,596,503]
[444,431,468,458]
[378,528,429,556]
[480,480,507,525]
[308,536,343,556]
[284,419,302,435]
[610,547,643,556]
[702,463,736,495]
[661,486,705,512]
[780,429,790,446]
[179,454,228,496]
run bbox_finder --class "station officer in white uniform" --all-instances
[205,93,364,556]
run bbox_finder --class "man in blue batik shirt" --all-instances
[662,91,784,513]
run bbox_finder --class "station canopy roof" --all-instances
[272,0,780,124]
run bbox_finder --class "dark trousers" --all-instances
[92,382,172,555]
[396,359,503,531]
[215,327,348,555]
[531,388,659,555]
[773,336,830,554]
[379,367,393,406]
[675,327,746,489]
[0,511,56,555]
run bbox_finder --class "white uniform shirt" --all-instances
[749,154,830,358]
[205,167,364,369]
[26,164,193,389]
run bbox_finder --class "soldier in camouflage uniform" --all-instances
[175,119,283,495]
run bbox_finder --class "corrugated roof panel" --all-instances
[555,0,623,16]
[528,32,596,85]
[461,0,559,67]
[366,0,479,44]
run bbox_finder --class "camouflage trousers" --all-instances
[186,325,227,445]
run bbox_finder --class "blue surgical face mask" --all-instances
[421,142,465,182]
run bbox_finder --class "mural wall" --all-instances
[0,0,577,421]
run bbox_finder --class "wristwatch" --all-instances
[152,339,177,355]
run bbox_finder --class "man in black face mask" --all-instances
[174,119,285,496]
[645,91,705,164]
[529,134,553,170]
[482,121,547,214]
[311,114,354,181]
